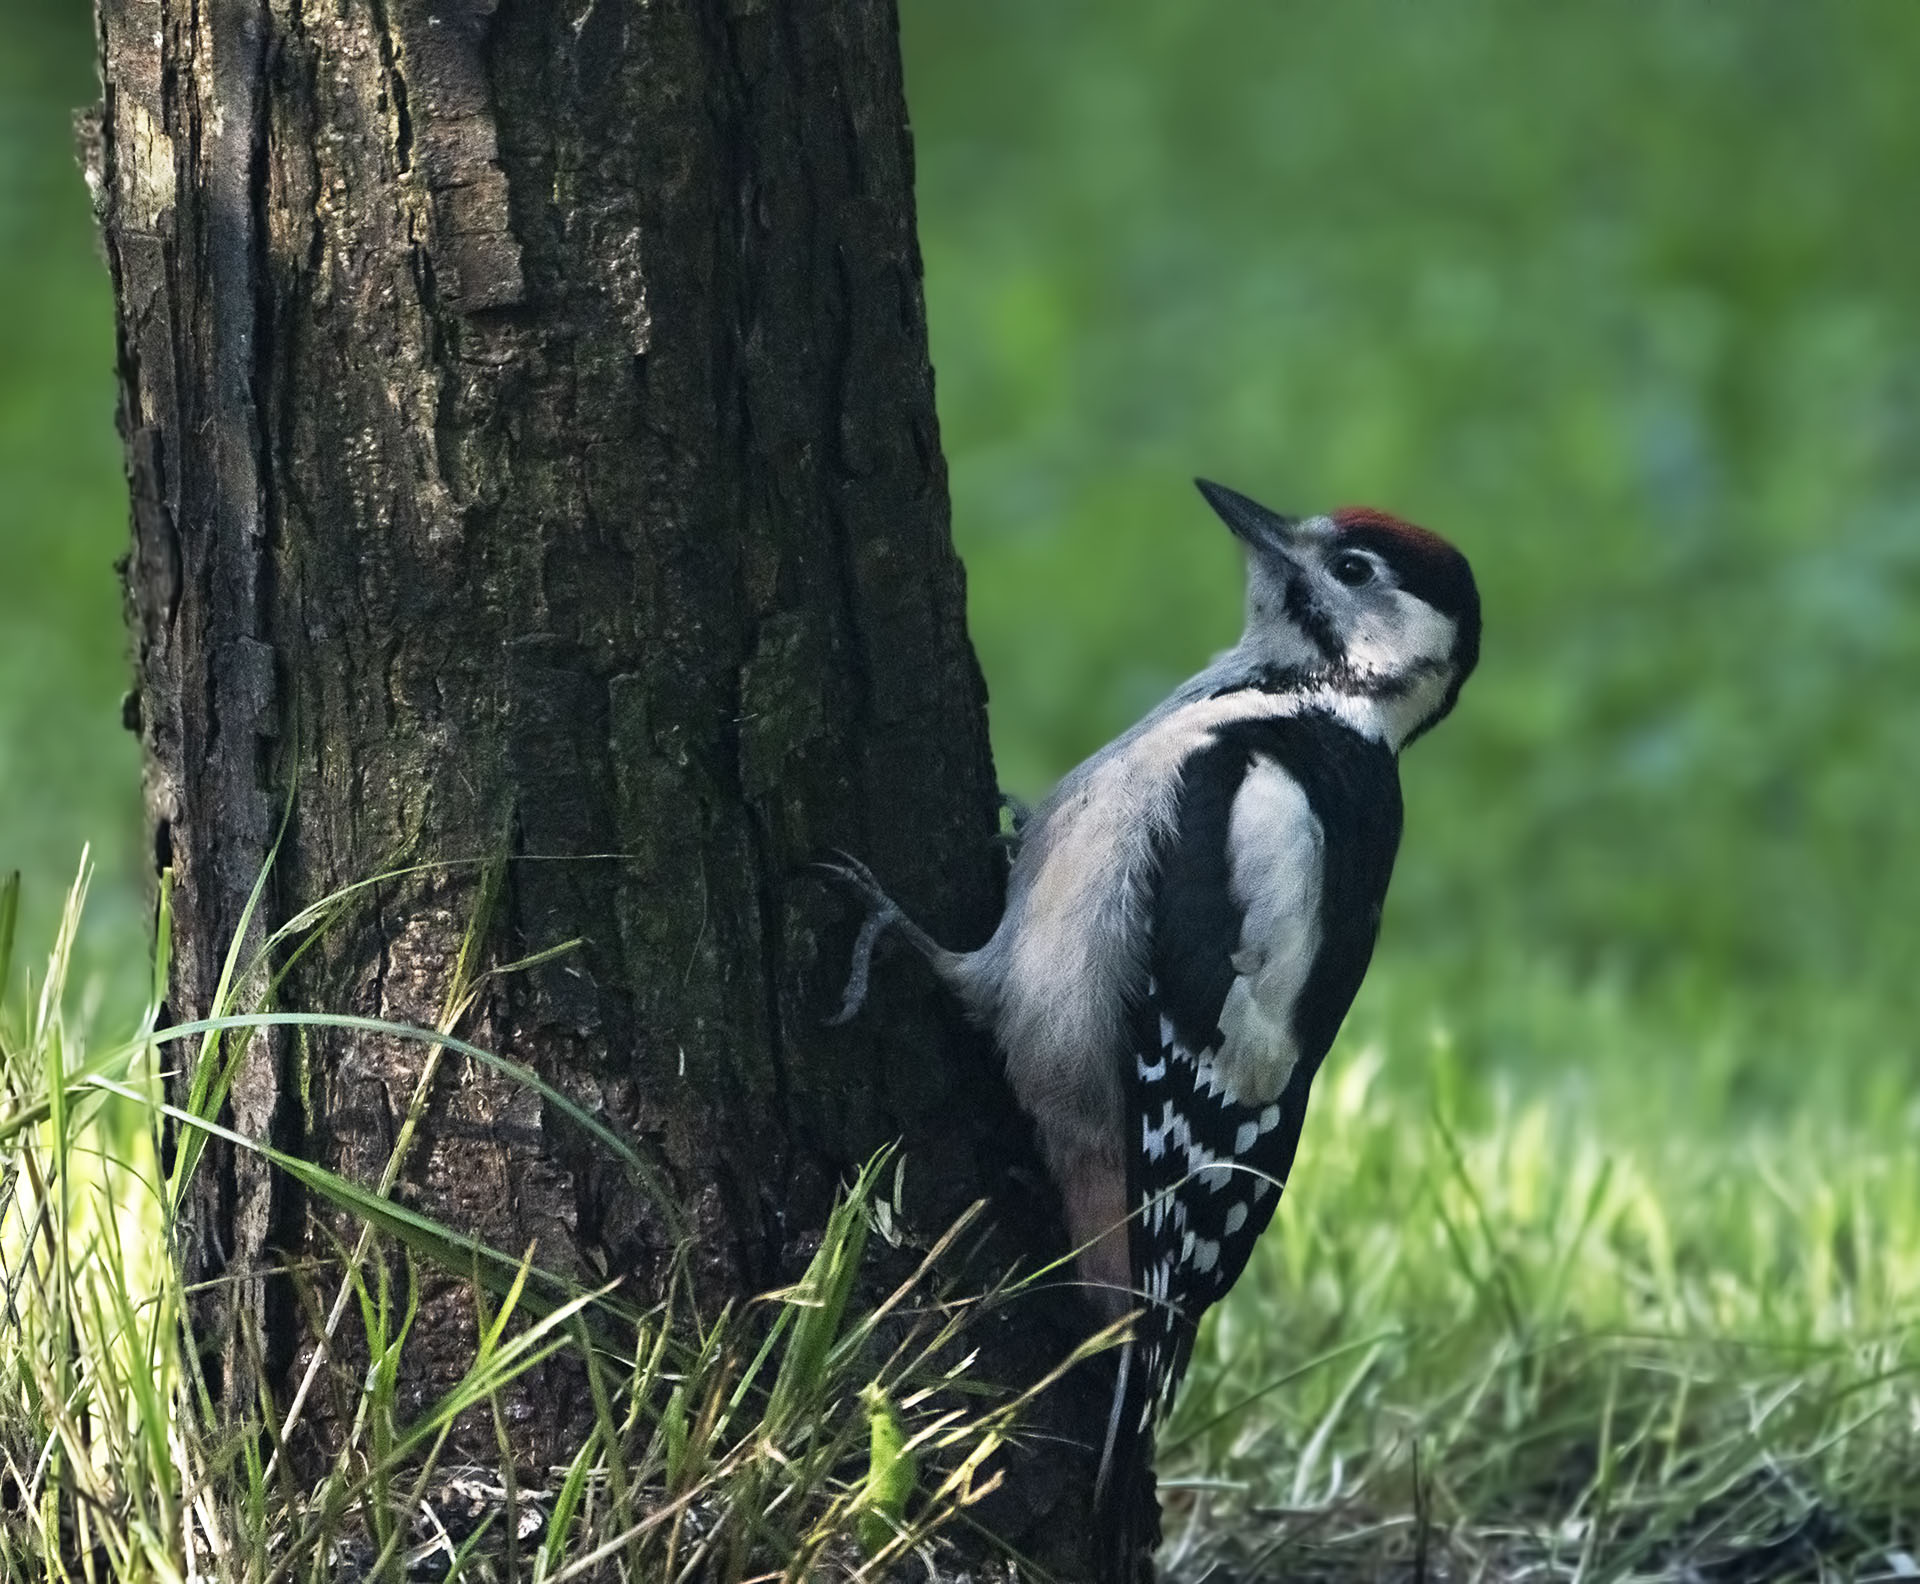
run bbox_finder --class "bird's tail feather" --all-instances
[1092,1335,1163,1584]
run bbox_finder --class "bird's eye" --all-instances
[1330,552,1376,588]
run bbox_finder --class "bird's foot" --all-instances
[809,850,911,1027]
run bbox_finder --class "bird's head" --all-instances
[1197,478,1481,747]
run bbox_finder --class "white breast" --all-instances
[1208,755,1322,1106]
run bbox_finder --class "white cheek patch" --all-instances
[1344,591,1455,679]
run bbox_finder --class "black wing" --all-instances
[1127,710,1403,1422]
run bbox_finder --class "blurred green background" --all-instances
[900,0,1920,1121]
[1,2,144,1002]
[4,1,1917,1097]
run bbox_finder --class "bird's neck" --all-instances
[1190,646,1449,754]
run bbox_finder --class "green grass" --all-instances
[5,863,1914,1582]
[1168,1026,1919,1578]
[0,864,1049,1583]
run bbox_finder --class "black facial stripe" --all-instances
[1209,656,1447,705]
[1280,570,1342,661]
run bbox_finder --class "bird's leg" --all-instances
[809,850,953,1026]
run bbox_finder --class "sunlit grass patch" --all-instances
[0,862,182,1576]
[0,862,1044,1582]
[1169,1034,1920,1581]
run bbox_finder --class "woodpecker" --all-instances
[818,480,1479,1568]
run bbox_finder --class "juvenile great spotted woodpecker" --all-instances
[819,480,1479,1568]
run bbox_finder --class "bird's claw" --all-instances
[808,849,895,912]
[809,849,904,1027]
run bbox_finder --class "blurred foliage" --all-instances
[5,2,1919,1079]
[0,2,143,1004]
[901,0,1920,1087]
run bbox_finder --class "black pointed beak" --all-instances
[1195,478,1299,553]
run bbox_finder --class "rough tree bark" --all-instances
[89,0,1106,1570]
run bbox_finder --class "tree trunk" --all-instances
[91,0,1105,1568]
